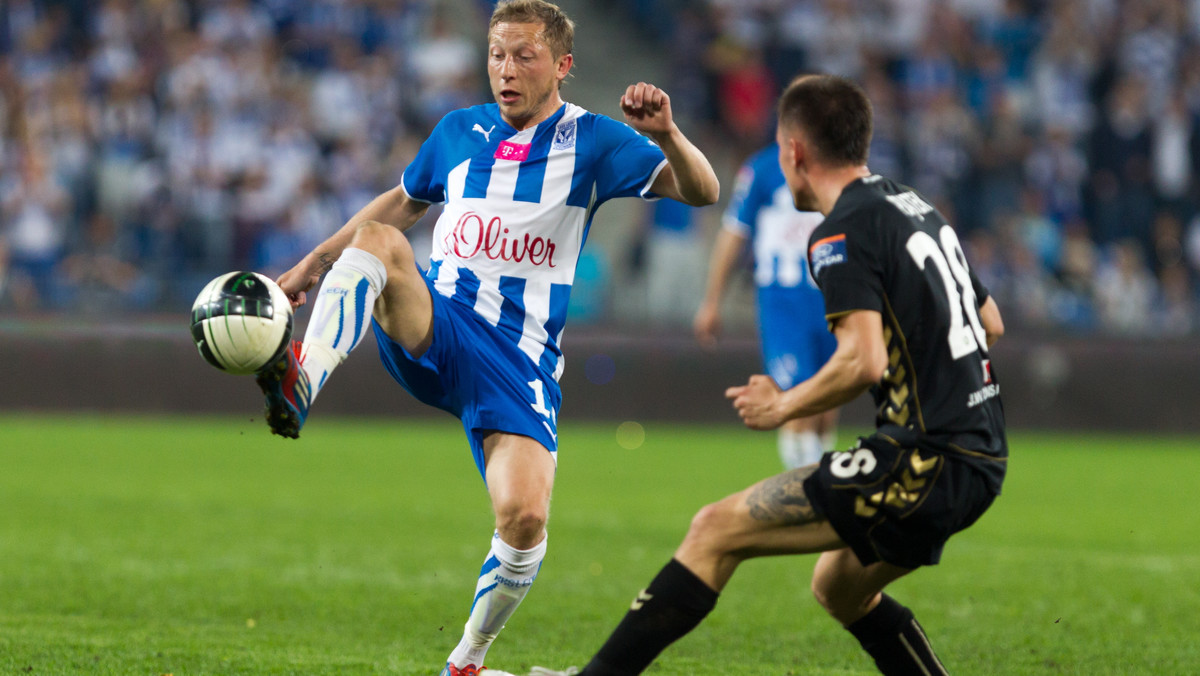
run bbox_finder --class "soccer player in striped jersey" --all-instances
[252,1,719,674]
[695,142,840,470]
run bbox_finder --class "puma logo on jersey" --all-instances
[630,590,653,611]
[473,123,495,141]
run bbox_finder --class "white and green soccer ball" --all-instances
[190,271,293,375]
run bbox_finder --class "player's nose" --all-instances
[496,55,518,77]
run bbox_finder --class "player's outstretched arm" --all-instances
[694,228,748,349]
[276,185,429,308]
[620,82,719,206]
[727,310,887,429]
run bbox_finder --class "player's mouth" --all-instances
[499,88,521,104]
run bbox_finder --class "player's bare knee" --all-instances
[681,501,738,557]
[811,578,871,625]
[351,220,414,271]
[494,504,548,547]
[812,589,854,624]
[811,578,837,617]
[349,219,393,246]
[685,502,722,540]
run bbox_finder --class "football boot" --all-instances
[255,340,310,438]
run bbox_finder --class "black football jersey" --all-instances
[808,175,1006,488]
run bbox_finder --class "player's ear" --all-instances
[786,135,805,172]
[556,53,573,82]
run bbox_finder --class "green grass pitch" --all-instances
[1,414,1196,675]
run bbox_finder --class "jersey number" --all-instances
[906,226,987,360]
[528,379,554,421]
[528,379,558,443]
[830,449,877,478]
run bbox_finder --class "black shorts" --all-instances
[803,431,999,569]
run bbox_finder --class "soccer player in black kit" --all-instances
[534,74,1007,676]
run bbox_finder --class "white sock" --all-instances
[299,247,386,401]
[778,429,824,470]
[447,532,547,669]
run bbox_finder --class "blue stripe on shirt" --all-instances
[567,120,592,209]
[455,267,481,307]
[463,153,494,199]
[513,124,555,204]
[426,259,443,282]
[496,275,527,337]
[538,282,571,375]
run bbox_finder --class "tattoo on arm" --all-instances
[316,253,337,274]
[746,465,820,525]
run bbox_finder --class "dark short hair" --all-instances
[490,0,574,59]
[777,74,872,167]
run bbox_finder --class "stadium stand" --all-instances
[1,0,1198,338]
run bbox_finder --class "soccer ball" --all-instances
[190,271,293,375]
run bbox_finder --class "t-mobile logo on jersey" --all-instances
[443,211,558,267]
[494,140,531,161]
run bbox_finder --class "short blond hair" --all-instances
[489,0,574,58]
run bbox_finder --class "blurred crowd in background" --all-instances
[2,0,1200,338]
[0,0,474,318]
[628,0,1200,337]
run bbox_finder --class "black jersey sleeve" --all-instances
[808,218,885,320]
[969,266,990,306]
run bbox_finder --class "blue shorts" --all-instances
[758,292,837,390]
[372,276,561,479]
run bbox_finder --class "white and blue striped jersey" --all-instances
[724,143,825,297]
[724,143,833,388]
[401,102,668,381]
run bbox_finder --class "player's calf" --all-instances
[844,594,948,676]
[342,224,435,356]
[576,558,718,675]
[812,555,946,676]
[446,533,548,672]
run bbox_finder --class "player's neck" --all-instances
[814,165,871,215]
[502,95,565,131]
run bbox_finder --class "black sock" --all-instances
[580,558,719,675]
[846,594,948,676]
